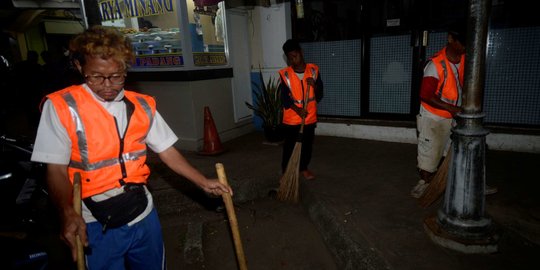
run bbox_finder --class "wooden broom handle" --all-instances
[215,163,248,270]
[73,172,85,270]
[299,84,310,133]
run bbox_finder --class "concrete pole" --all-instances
[424,0,498,253]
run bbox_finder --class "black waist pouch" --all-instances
[83,183,148,231]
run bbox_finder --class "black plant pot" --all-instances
[263,125,284,142]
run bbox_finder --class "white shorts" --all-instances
[416,108,453,173]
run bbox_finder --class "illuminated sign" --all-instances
[135,53,184,67]
[193,53,227,66]
[98,0,174,21]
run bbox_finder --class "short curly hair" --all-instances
[282,39,302,54]
[70,25,134,68]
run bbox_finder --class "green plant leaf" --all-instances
[246,69,282,127]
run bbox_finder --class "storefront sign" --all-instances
[98,0,174,21]
[135,54,184,67]
[193,53,227,66]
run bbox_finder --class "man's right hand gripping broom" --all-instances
[292,105,308,118]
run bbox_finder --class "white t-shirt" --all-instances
[31,84,178,224]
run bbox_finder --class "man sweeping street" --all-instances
[279,39,323,181]
[411,28,466,198]
[31,26,232,269]
[411,27,496,199]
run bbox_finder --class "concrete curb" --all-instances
[183,221,204,264]
[301,185,391,270]
[317,122,540,153]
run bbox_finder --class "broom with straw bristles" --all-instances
[277,85,311,203]
[418,144,453,208]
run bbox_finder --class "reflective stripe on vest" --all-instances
[47,85,155,198]
[421,47,463,118]
[280,64,319,125]
[62,93,153,171]
[435,59,458,105]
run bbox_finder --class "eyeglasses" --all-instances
[84,74,126,85]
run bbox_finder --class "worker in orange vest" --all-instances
[31,26,232,269]
[411,28,466,198]
[279,39,323,180]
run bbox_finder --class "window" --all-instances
[97,0,228,69]
[186,0,227,66]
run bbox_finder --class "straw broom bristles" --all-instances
[418,145,453,208]
[277,140,302,202]
[277,84,311,203]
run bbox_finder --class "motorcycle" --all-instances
[0,134,70,269]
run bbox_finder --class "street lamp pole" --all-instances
[424,0,498,253]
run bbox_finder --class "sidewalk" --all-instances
[150,132,540,270]
[300,135,540,269]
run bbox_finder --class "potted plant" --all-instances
[246,70,283,142]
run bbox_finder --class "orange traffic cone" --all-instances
[199,106,226,155]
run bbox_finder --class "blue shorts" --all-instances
[85,208,165,270]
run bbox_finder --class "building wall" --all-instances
[251,2,291,77]
[128,5,257,151]
[133,79,253,151]
[249,3,540,153]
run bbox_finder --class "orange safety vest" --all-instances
[421,47,465,119]
[47,85,156,199]
[279,63,319,125]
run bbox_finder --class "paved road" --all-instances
[150,131,540,270]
